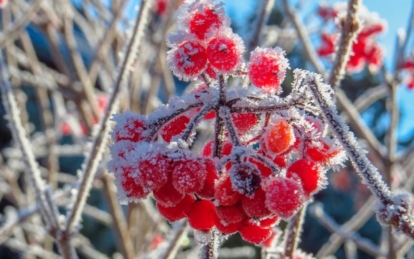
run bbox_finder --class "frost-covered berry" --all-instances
[121,169,151,199]
[261,229,280,248]
[306,138,342,164]
[204,63,218,80]
[206,31,245,73]
[242,188,272,219]
[213,213,241,235]
[189,6,222,40]
[239,219,272,244]
[287,159,321,196]
[230,163,261,196]
[215,173,242,206]
[185,200,216,231]
[153,175,185,207]
[261,118,295,155]
[172,155,207,194]
[247,157,272,178]
[232,113,258,136]
[197,158,218,199]
[157,195,194,222]
[167,41,208,81]
[161,115,190,142]
[265,178,304,218]
[258,215,279,228]
[111,110,147,143]
[216,203,246,223]
[138,153,170,190]
[248,47,289,94]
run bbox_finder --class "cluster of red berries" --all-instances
[108,0,345,246]
[317,3,386,73]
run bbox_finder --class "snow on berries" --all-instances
[107,0,347,246]
[248,47,289,94]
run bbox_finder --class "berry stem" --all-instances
[307,75,414,240]
[221,106,241,146]
[199,230,219,259]
[213,75,227,158]
[181,103,216,144]
[284,205,306,258]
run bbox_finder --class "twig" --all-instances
[311,203,385,257]
[160,221,189,259]
[328,0,361,88]
[284,205,306,258]
[64,0,152,233]
[199,230,219,259]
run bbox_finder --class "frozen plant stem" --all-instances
[328,0,361,88]
[0,53,77,258]
[64,0,151,234]
[200,230,218,259]
[284,205,306,258]
[307,76,414,240]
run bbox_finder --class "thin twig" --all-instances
[284,205,306,258]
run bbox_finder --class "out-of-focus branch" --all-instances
[328,0,361,88]
[284,206,306,258]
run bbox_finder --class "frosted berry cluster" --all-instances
[400,59,414,90]
[317,3,386,73]
[108,0,345,246]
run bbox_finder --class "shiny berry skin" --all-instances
[306,138,342,164]
[167,41,208,81]
[196,158,218,199]
[207,32,244,73]
[111,110,147,143]
[185,200,216,231]
[153,175,185,207]
[189,7,222,40]
[161,115,190,142]
[265,178,304,219]
[202,140,233,157]
[216,203,246,223]
[213,214,241,235]
[248,47,289,94]
[239,219,272,244]
[259,215,279,228]
[242,188,272,219]
[230,164,262,196]
[262,118,295,155]
[138,153,170,190]
[172,156,207,194]
[287,159,321,196]
[232,113,258,136]
[215,173,242,206]
[157,195,194,222]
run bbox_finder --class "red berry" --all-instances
[306,138,342,164]
[248,47,289,94]
[197,158,218,199]
[111,110,147,143]
[261,118,295,155]
[247,157,272,178]
[138,153,170,190]
[273,155,288,169]
[207,32,244,73]
[161,115,190,142]
[185,200,216,231]
[241,188,272,219]
[121,167,150,199]
[157,195,194,222]
[204,63,218,80]
[167,41,208,81]
[215,174,242,206]
[261,229,280,248]
[259,215,279,228]
[153,175,185,207]
[189,7,222,40]
[216,203,246,223]
[230,164,261,196]
[213,213,241,235]
[172,156,207,194]
[265,178,304,218]
[232,113,258,136]
[239,219,272,244]
[202,140,233,157]
[287,159,321,196]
